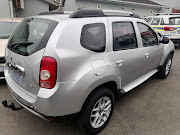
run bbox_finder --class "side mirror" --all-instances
[161,37,169,44]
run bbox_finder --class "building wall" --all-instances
[16,0,49,17]
[64,0,161,17]
[152,0,180,13]
[0,0,11,18]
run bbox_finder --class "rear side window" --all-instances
[112,22,137,51]
[81,23,106,52]
[169,17,180,25]
[7,18,58,56]
[137,23,158,47]
[151,18,160,25]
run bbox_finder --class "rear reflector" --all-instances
[164,27,176,31]
[40,57,57,89]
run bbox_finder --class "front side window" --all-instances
[7,18,58,56]
[151,18,161,25]
[81,23,106,52]
[138,23,158,47]
[112,22,137,51]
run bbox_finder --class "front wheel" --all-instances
[77,87,115,134]
[157,54,173,79]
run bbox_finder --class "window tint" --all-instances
[112,22,137,51]
[81,23,106,52]
[151,18,160,25]
[138,23,158,47]
[169,17,180,25]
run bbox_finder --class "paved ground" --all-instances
[1,47,180,135]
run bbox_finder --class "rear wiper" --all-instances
[10,42,34,49]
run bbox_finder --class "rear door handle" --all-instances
[116,60,124,66]
[145,53,149,59]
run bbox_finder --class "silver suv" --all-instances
[4,10,175,134]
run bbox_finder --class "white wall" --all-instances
[152,0,179,13]
[0,0,11,18]
[16,0,49,17]
[64,0,161,17]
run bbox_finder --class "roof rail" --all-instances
[39,11,64,15]
[69,10,105,18]
[69,10,141,18]
[154,13,180,16]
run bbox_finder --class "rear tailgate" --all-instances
[6,18,58,96]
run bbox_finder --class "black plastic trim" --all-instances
[70,10,141,19]
[39,11,64,15]
[70,10,105,18]
[0,57,5,64]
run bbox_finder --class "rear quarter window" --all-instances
[80,23,106,52]
[169,17,180,25]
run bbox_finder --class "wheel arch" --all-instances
[159,41,175,66]
[80,80,121,112]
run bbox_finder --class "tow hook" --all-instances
[2,100,24,111]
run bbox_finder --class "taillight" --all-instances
[40,57,57,89]
[164,27,176,31]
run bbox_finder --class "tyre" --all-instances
[157,54,173,79]
[77,87,115,134]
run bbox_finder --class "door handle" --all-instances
[145,53,149,59]
[116,60,124,67]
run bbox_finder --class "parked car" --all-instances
[148,13,180,44]
[143,16,153,24]
[0,18,22,79]
[4,10,175,134]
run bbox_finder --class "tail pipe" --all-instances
[2,100,24,111]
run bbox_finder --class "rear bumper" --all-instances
[5,67,90,117]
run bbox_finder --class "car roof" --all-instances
[153,15,180,18]
[33,14,71,22]
[30,14,142,23]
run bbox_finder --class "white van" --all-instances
[0,18,22,78]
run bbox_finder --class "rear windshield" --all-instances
[169,17,180,25]
[7,18,58,56]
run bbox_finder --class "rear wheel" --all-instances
[77,87,115,134]
[157,54,173,79]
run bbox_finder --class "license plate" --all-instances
[9,67,25,85]
[0,66,4,72]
